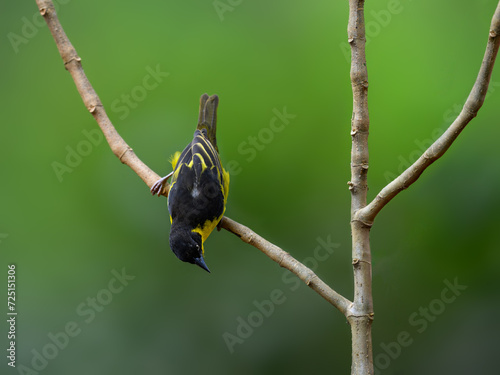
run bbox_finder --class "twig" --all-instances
[357,2,500,225]
[35,0,351,315]
[347,0,374,374]
[220,217,351,315]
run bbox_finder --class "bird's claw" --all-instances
[150,180,164,196]
[150,172,173,196]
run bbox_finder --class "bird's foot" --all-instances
[150,172,173,196]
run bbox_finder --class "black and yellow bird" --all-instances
[151,94,229,272]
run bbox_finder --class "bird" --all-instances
[151,94,229,272]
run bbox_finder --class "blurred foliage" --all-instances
[1,0,500,374]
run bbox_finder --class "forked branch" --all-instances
[357,2,500,225]
[35,0,351,315]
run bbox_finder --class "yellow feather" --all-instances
[193,153,209,172]
[222,167,230,206]
[169,151,181,170]
[192,219,218,255]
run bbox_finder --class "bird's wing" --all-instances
[191,130,224,187]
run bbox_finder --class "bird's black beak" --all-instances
[194,256,211,273]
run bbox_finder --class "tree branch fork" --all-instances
[354,2,500,227]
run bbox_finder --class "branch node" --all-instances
[87,103,101,113]
[242,231,255,245]
[466,106,479,119]
[352,80,369,90]
[351,163,369,170]
[351,218,373,228]
[278,252,287,267]
[348,36,366,44]
[64,56,82,66]
[119,146,133,163]
[351,258,373,267]
[361,3,500,223]
[304,272,317,286]
[346,312,374,321]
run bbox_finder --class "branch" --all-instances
[357,2,500,225]
[220,217,351,315]
[348,0,373,316]
[348,0,374,374]
[35,0,351,315]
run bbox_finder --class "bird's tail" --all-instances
[197,93,219,152]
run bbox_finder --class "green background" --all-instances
[1,0,500,374]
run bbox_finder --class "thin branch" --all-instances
[357,2,500,225]
[220,217,351,315]
[348,0,374,374]
[35,0,351,315]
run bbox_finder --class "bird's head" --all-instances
[169,225,210,273]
